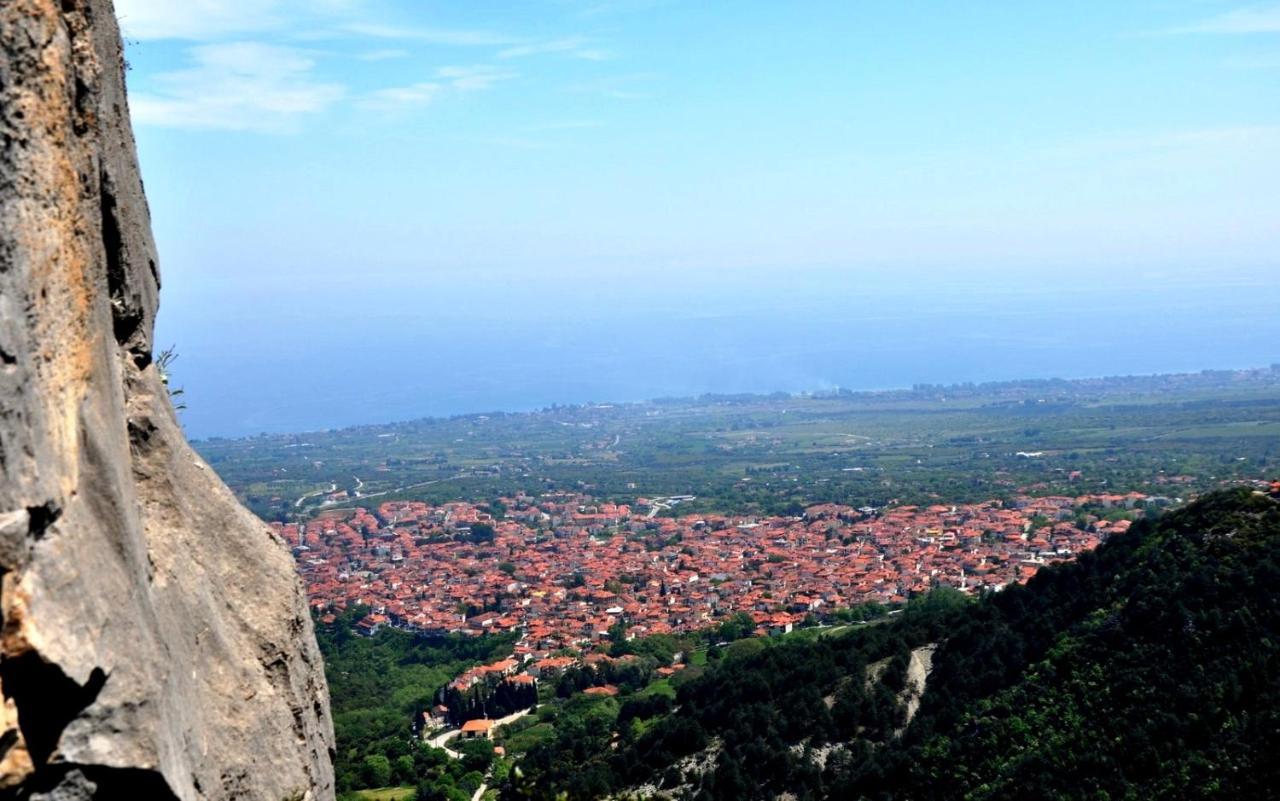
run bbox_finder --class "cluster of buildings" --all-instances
[428,650,670,737]
[276,490,1154,652]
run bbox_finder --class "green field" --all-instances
[636,679,676,699]
[197,367,1280,522]
[352,788,415,801]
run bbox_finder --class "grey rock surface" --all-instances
[0,1,336,797]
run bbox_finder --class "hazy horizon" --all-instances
[166,263,1279,439]
[116,1,1280,438]
[184,355,1280,443]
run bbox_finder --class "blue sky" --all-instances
[115,1,1280,437]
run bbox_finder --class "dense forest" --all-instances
[505,488,1280,800]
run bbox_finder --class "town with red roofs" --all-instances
[277,490,1159,659]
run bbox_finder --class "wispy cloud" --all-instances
[119,3,613,130]
[1160,125,1280,144]
[357,48,411,62]
[478,136,548,150]
[114,0,519,52]
[115,0,286,40]
[359,82,442,111]
[466,120,607,151]
[115,1,610,59]
[436,65,519,91]
[564,71,660,99]
[340,21,521,46]
[523,120,605,132]
[130,42,344,132]
[572,0,680,19]
[359,65,516,110]
[498,36,580,58]
[1165,3,1280,34]
[1044,125,1280,161]
[498,36,611,61]
[1225,51,1280,68]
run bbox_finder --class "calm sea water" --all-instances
[159,266,1280,439]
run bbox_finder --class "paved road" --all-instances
[425,706,538,760]
[294,482,336,508]
[494,706,536,728]
[428,707,540,801]
[424,727,462,759]
[645,495,697,519]
[313,472,472,509]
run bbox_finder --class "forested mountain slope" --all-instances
[509,488,1280,800]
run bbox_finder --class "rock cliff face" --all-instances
[0,1,335,798]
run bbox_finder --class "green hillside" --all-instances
[506,488,1280,800]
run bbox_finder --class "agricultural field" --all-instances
[197,367,1280,520]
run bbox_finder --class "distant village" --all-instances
[278,489,1166,648]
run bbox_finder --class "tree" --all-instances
[607,621,630,655]
[360,754,392,788]
[393,754,416,785]
[154,345,187,411]
[717,611,757,642]
[415,781,469,801]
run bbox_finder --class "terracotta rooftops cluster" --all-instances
[280,490,1150,652]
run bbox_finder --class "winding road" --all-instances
[294,473,474,512]
[424,706,540,799]
[294,482,336,508]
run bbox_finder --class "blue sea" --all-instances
[158,265,1280,439]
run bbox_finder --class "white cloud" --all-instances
[117,2,608,127]
[1167,3,1280,34]
[435,65,518,91]
[1225,51,1280,68]
[113,1,525,48]
[497,36,611,60]
[564,72,660,99]
[1040,126,1280,188]
[357,48,411,61]
[340,22,521,46]
[358,65,516,111]
[358,82,442,111]
[523,120,605,132]
[115,0,285,40]
[129,42,344,132]
[1159,125,1280,144]
[497,37,581,58]
[1132,127,1278,150]
[478,136,547,150]
[573,0,679,18]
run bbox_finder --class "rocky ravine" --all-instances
[0,1,335,798]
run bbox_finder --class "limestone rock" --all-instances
[0,1,336,797]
